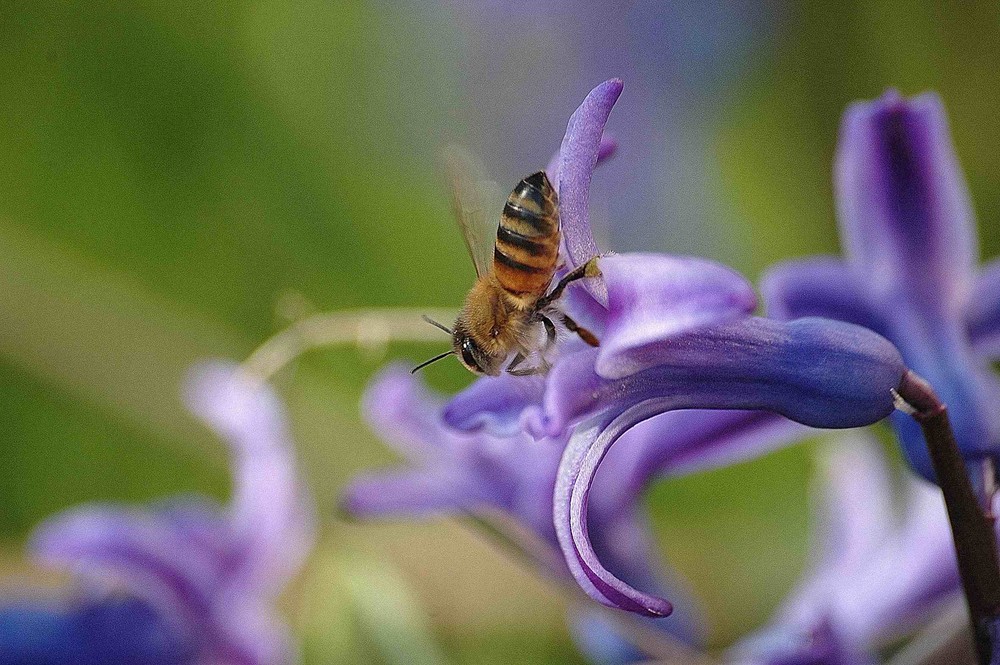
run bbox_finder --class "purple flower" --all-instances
[342,365,717,652]
[0,597,195,665]
[443,80,908,616]
[19,361,314,665]
[728,435,958,664]
[762,90,1000,482]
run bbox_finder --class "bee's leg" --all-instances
[536,257,602,309]
[541,316,558,353]
[507,360,551,377]
[506,352,527,373]
[561,314,599,347]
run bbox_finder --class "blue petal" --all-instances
[966,257,1000,358]
[0,597,195,665]
[543,317,904,438]
[835,91,977,316]
[761,257,884,330]
[551,318,904,614]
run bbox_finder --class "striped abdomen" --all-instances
[493,171,560,299]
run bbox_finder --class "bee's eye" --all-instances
[460,338,480,371]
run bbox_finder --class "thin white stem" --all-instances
[240,308,456,382]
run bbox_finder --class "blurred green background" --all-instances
[2,1,1000,663]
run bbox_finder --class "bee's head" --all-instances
[452,324,504,376]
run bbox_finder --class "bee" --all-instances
[413,148,600,376]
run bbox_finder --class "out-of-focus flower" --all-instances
[341,365,810,660]
[728,435,957,664]
[0,361,314,665]
[341,366,707,651]
[763,91,1000,485]
[0,596,194,665]
[442,80,908,617]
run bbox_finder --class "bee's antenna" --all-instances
[411,350,454,374]
[422,315,453,335]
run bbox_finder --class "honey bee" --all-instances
[413,148,600,376]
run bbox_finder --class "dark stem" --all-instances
[896,370,1000,665]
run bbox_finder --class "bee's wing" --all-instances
[441,145,501,278]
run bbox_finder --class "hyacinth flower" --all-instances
[344,376,964,665]
[729,435,959,665]
[0,361,314,665]
[756,91,1000,663]
[761,90,1000,488]
[438,80,917,620]
[342,365,715,659]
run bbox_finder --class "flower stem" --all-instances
[896,370,1000,665]
[239,308,456,382]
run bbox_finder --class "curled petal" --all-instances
[835,90,977,314]
[555,405,677,615]
[761,257,883,330]
[184,361,314,596]
[558,79,624,303]
[596,254,758,378]
[543,317,905,438]
[552,319,904,614]
[966,258,1000,358]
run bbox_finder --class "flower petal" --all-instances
[595,253,758,378]
[545,135,619,185]
[834,478,957,647]
[551,319,904,614]
[774,435,896,633]
[340,470,470,519]
[184,361,315,596]
[966,258,1000,358]
[362,364,454,454]
[835,90,977,315]
[543,317,905,438]
[0,597,196,665]
[555,406,676,615]
[760,257,884,330]
[558,79,624,303]
[442,372,547,437]
[354,366,564,541]
[31,506,219,632]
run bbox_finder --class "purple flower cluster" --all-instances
[1,362,314,665]
[764,90,1000,486]
[6,78,994,665]
[728,435,957,664]
[342,79,985,663]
